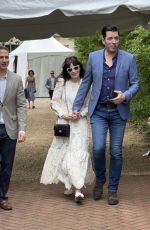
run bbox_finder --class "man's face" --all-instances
[102,31,119,54]
[50,71,54,76]
[0,49,9,71]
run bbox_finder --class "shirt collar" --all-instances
[0,73,7,79]
[103,50,118,61]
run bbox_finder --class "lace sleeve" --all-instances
[51,78,66,117]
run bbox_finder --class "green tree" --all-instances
[74,31,102,67]
[123,26,150,132]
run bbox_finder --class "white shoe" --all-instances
[75,191,84,203]
[142,150,150,157]
[64,189,73,196]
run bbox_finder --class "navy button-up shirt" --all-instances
[98,52,117,104]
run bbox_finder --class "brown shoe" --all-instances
[93,181,104,200]
[0,199,12,210]
[108,192,119,205]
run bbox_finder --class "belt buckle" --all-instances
[106,103,112,108]
[96,103,116,109]
[107,103,116,109]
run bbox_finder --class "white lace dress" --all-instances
[40,78,95,190]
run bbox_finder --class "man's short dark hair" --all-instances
[101,25,119,39]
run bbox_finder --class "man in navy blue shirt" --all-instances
[73,25,139,205]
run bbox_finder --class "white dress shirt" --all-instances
[0,74,7,124]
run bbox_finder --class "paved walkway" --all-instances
[0,99,149,229]
[0,175,150,230]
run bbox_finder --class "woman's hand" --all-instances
[62,112,81,121]
[62,114,73,121]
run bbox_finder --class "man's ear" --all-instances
[101,38,105,46]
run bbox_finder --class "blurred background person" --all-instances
[45,70,57,100]
[25,70,36,109]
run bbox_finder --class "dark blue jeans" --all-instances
[0,125,17,200]
[90,108,126,192]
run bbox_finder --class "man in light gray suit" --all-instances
[45,70,57,99]
[0,46,27,210]
[73,25,139,205]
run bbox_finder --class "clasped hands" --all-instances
[62,111,81,121]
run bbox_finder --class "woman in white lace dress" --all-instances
[40,56,94,203]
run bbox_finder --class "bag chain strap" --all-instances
[64,83,69,113]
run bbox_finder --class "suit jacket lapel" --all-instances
[97,49,104,75]
[3,71,14,102]
[94,50,103,90]
[115,49,122,78]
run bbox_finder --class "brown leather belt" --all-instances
[97,103,117,109]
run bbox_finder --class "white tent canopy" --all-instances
[0,0,149,41]
[9,37,73,97]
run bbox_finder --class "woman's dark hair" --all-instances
[28,70,34,75]
[61,56,85,82]
[101,25,119,39]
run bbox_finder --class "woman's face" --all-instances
[67,63,80,81]
[29,71,34,76]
